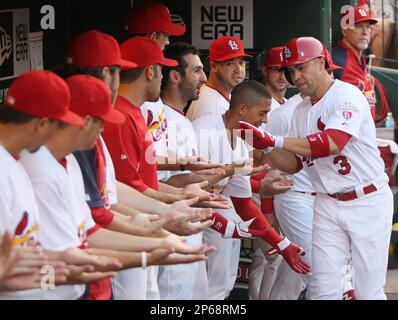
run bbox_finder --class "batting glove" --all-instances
[239,121,284,150]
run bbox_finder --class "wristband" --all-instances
[274,136,284,149]
[141,251,147,269]
[223,220,236,238]
[277,237,291,251]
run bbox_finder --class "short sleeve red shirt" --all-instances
[102,96,159,192]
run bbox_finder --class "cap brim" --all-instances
[58,110,85,126]
[265,63,284,68]
[356,17,378,25]
[212,52,252,63]
[280,55,324,68]
[119,58,138,70]
[163,23,186,36]
[100,108,126,124]
[160,57,179,67]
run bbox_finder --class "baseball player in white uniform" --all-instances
[0,71,87,299]
[193,80,309,300]
[249,46,289,300]
[265,92,312,300]
[153,43,264,299]
[268,47,356,300]
[240,37,393,300]
[186,36,250,122]
[154,43,207,300]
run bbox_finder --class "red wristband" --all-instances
[306,131,330,159]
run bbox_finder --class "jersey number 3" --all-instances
[333,155,351,175]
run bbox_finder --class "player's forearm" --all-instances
[164,173,203,188]
[267,149,300,174]
[89,248,142,270]
[168,163,238,187]
[116,181,168,215]
[195,163,238,186]
[105,215,147,236]
[142,187,184,204]
[111,203,142,217]
[87,228,165,252]
[230,197,283,247]
[281,137,312,157]
[158,182,183,195]
[279,135,339,158]
[157,163,184,171]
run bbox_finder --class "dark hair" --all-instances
[120,67,146,84]
[0,102,35,124]
[66,65,120,102]
[0,103,69,128]
[65,65,119,80]
[230,80,271,109]
[161,42,200,90]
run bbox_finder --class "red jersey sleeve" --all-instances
[103,115,150,193]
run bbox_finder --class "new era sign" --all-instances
[0,8,30,81]
[191,0,253,49]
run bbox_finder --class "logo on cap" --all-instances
[284,47,292,59]
[228,40,239,51]
[279,51,284,62]
[358,8,367,17]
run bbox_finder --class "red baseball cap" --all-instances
[5,71,84,126]
[209,36,252,63]
[341,6,377,27]
[125,1,186,36]
[264,46,284,68]
[120,37,178,68]
[66,75,125,124]
[66,30,137,69]
[323,47,342,73]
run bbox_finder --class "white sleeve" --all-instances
[286,108,300,138]
[223,174,252,198]
[101,138,118,204]
[33,180,80,251]
[325,96,363,139]
[81,202,96,232]
[192,120,212,162]
[266,109,289,136]
[0,184,11,235]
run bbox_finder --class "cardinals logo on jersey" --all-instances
[15,211,29,236]
[146,109,167,142]
[100,183,111,209]
[317,117,326,131]
[77,220,88,249]
[13,211,39,246]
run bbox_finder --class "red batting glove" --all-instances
[210,213,265,239]
[267,238,310,274]
[239,121,284,150]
